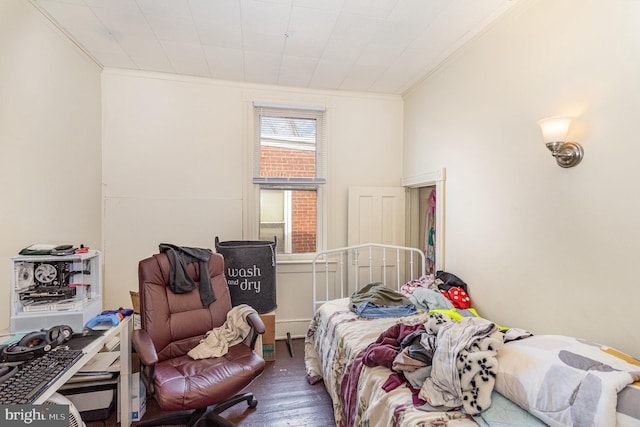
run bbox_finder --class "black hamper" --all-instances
[214,237,277,314]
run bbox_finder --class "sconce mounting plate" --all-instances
[546,141,583,168]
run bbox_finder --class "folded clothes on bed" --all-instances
[349,282,418,318]
[352,301,417,318]
[350,282,412,306]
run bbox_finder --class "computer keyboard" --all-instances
[0,347,84,404]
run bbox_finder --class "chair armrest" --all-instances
[246,312,265,334]
[132,329,159,366]
[244,312,265,350]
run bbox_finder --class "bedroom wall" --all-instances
[403,0,640,357]
[0,0,102,331]
[101,69,404,336]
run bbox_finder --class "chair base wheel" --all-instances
[248,397,258,408]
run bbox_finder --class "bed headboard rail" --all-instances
[311,243,426,312]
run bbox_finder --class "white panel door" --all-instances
[347,187,406,290]
[348,186,406,246]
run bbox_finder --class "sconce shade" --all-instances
[537,116,573,143]
[537,115,583,168]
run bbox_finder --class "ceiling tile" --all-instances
[196,19,243,50]
[241,0,290,36]
[321,36,366,61]
[287,6,339,40]
[90,6,154,41]
[354,43,404,69]
[119,36,173,73]
[135,0,192,21]
[283,35,326,58]
[340,63,383,92]
[243,51,281,85]
[292,0,343,13]
[145,15,200,44]
[189,0,242,21]
[342,0,399,18]
[243,30,287,53]
[254,0,292,5]
[371,51,434,93]
[69,29,122,54]
[203,45,244,81]
[161,40,210,77]
[83,0,140,14]
[309,58,351,90]
[332,13,384,45]
[278,55,318,87]
[34,0,84,5]
[387,0,447,25]
[369,20,421,47]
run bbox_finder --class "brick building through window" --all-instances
[259,146,317,253]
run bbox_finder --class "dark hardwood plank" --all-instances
[86,338,335,426]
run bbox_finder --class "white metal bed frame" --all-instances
[311,243,426,312]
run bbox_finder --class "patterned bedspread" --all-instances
[304,298,479,427]
[304,298,640,427]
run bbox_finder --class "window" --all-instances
[254,103,326,255]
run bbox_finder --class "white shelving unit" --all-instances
[11,250,103,333]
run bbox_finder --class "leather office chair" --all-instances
[132,252,266,427]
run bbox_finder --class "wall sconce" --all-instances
[537,116,584,168]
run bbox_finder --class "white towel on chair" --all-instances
[188,304,258,359]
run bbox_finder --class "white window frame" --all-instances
[283,190,292,254]
[251,102,327,261]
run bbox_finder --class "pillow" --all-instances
[495,335,640,427]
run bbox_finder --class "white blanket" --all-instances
[419,315,503,414]
[188,304,257,359]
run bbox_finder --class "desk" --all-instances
[2,316,133,426]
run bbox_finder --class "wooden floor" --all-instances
[87,339,335,427]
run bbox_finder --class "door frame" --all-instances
[403,168,446,272]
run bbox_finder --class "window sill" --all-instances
[275,254,315,264]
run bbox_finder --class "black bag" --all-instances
[214,237,277,314]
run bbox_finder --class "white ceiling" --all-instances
[31,0,517,95]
